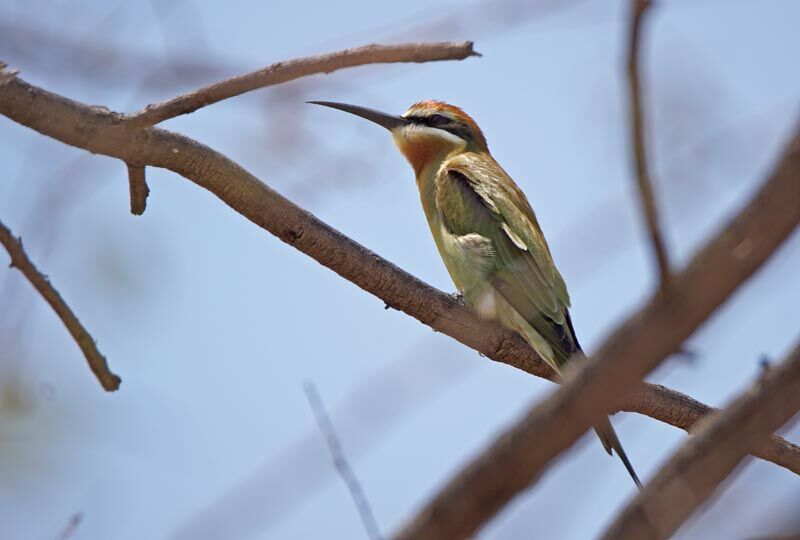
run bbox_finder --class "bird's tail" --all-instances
[510,312,642,489]
[594,416,642,489]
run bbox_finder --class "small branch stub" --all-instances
[127,163,149,215]
[0,60,20,86]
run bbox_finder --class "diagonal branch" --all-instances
[0,218,121,391]
[391,121,800,540]
[627,0,672,292]
[0,64,797,497]
[603,341,800,540]
[124,41,478,127]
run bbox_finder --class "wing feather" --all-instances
[436,153,577,366]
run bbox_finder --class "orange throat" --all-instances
[394,131,458,177]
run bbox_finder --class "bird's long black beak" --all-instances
[308,101,409,131]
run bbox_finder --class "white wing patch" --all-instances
[502,223,528,251]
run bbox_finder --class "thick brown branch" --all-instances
[627,0,672,291]
[604,341,800,540]
[626,383,800,475]
[124,41,478,127]
[391,121,800,540]
[0,67,797,499]
[305,382,382,540]
[127,163,149,215]
[0,219,121,391]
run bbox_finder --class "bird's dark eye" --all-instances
[428,114,450,127]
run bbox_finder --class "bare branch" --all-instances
[124,41,478,127]
[304,382,382,540]
[0,219,121,391]
[391,123,800,540]
[627,0,672,292]
[0,65,797,492]
[627,383,800,476]
[604,341,800,540]
[127,164,149,215]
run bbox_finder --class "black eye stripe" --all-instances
[406,115,472,141]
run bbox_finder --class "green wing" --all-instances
[436,152,578,368]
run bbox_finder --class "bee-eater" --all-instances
[310,99,641,488]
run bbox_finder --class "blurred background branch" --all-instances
[304,381,382,540]
[604,340,800,540]
[627,0,672,292]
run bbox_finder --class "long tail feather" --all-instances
[594,416,642,489]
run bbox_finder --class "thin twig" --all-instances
[124,41,478,127]
[0,219,120,390]
[304,382,382,540]
[603,341,800,540]
[127,163,149,215]
[0,65,797,482]
[627,0,672,292]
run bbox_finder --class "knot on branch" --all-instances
[283,225,305,244]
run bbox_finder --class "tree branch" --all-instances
[124,41,478,127]
[0,218,121,391]
[391,121,800,539]
[0,62,797,510]
[626,383,800,476]
[304,382,382,540]
[603,341,800,540]
[627,0,672,292]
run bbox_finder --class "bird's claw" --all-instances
[450,291,465,305]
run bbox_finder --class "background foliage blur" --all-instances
[1,0,799,538]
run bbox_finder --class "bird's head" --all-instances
[309,100,488,175]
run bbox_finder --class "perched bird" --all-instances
[310,99,641,488]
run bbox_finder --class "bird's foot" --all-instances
[450,291,465,305]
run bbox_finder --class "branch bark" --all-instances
[124,41,478,127]
[603,341,800,540]
[0,60,798,517]
[0,219,121,391]
[627,0,672,292]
